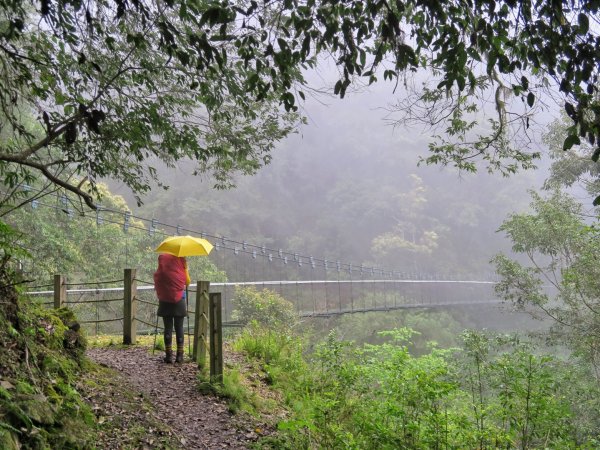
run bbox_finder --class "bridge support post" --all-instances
[123,268,137,345]
[53,274,66,309]
[193,281,210,368]
[209,292,223,383]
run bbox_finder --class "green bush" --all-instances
[253,328,599,449]
[233,322,306,380]
[458,331,590,449]
[231,286,298,330]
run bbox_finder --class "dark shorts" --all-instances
[157,298,187,317]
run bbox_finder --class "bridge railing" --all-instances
[25,273,501,331]
[24,270,225,382]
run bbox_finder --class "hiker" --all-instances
[153,253,190,364]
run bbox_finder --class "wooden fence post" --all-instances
[53,274,66,309]
[193,281,210,368]
[209,292,223,383]
[123,268,137,345]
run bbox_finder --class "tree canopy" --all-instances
[1,0,599,207]
[493,190,600,375]
[0,0,301,209]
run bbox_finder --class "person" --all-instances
[153,253,191,363]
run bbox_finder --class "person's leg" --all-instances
[174,316,185,363]
[162,316,174,363]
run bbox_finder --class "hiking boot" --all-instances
[175,349,184,364]
[164,348,173,364]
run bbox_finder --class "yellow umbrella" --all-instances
[153,235,213,357]
[154,235,213,257]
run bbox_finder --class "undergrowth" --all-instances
[0,296,186,449]
[215,288,600,449]
[0,278,95,449]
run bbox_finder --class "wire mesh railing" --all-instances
[24,272,500,338]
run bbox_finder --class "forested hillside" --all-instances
[115,87,543,278]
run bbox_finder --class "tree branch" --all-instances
[2,157,96,209]
[0,111,85,163]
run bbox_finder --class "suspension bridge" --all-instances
[15,185,503,335]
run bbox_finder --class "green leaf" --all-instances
[592,147,600,162]
[563,134,580,151]
[527,92,534,107]
[565,102,577,120]
[577,13,589,35]
[199,7,220,28]
[334,80,342,95]
[55,91,67,105]
[301,35,310,56]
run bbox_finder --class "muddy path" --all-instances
[86,346,264,449]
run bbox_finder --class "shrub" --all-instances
[256,328,599,449]
[233,322,306,379]
[231,286,298,330]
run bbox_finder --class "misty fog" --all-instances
[110,76,549,280]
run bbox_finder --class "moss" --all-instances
[26,427,52,450]
[0,386,11,400]
[14,302,86,360]
[0,278,95,449]
[41,352,78,382]
[0,315,21,381]
[44,384,61,405]
[56,307,88,358]
[55,381,95,423]
[15,380,35,395]
[0,427,20,450]
[48,416,96,449]
[54,308,78,327]
[2,397,33,430]
[41,316,69,351]
[17,394,56,425]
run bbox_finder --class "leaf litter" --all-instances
[85,346,267,449]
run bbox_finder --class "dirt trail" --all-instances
[87,346,261,449]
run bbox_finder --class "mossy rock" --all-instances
[41,352,78,382]
[16,306,68,352]
[14,305,86,357]
[63,329,86,357]
[0,428,20,450]
[56,308,87,357]
[54,308,77,326]
[0,278,95,449]
[17,394,57,425]
[48,416,96,449]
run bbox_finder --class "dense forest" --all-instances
[110,85,543,278]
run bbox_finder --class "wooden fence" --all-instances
[51,270,223,382]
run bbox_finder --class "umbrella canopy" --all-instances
[155,235,213,257]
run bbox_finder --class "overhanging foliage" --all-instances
[1,0,599,207]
